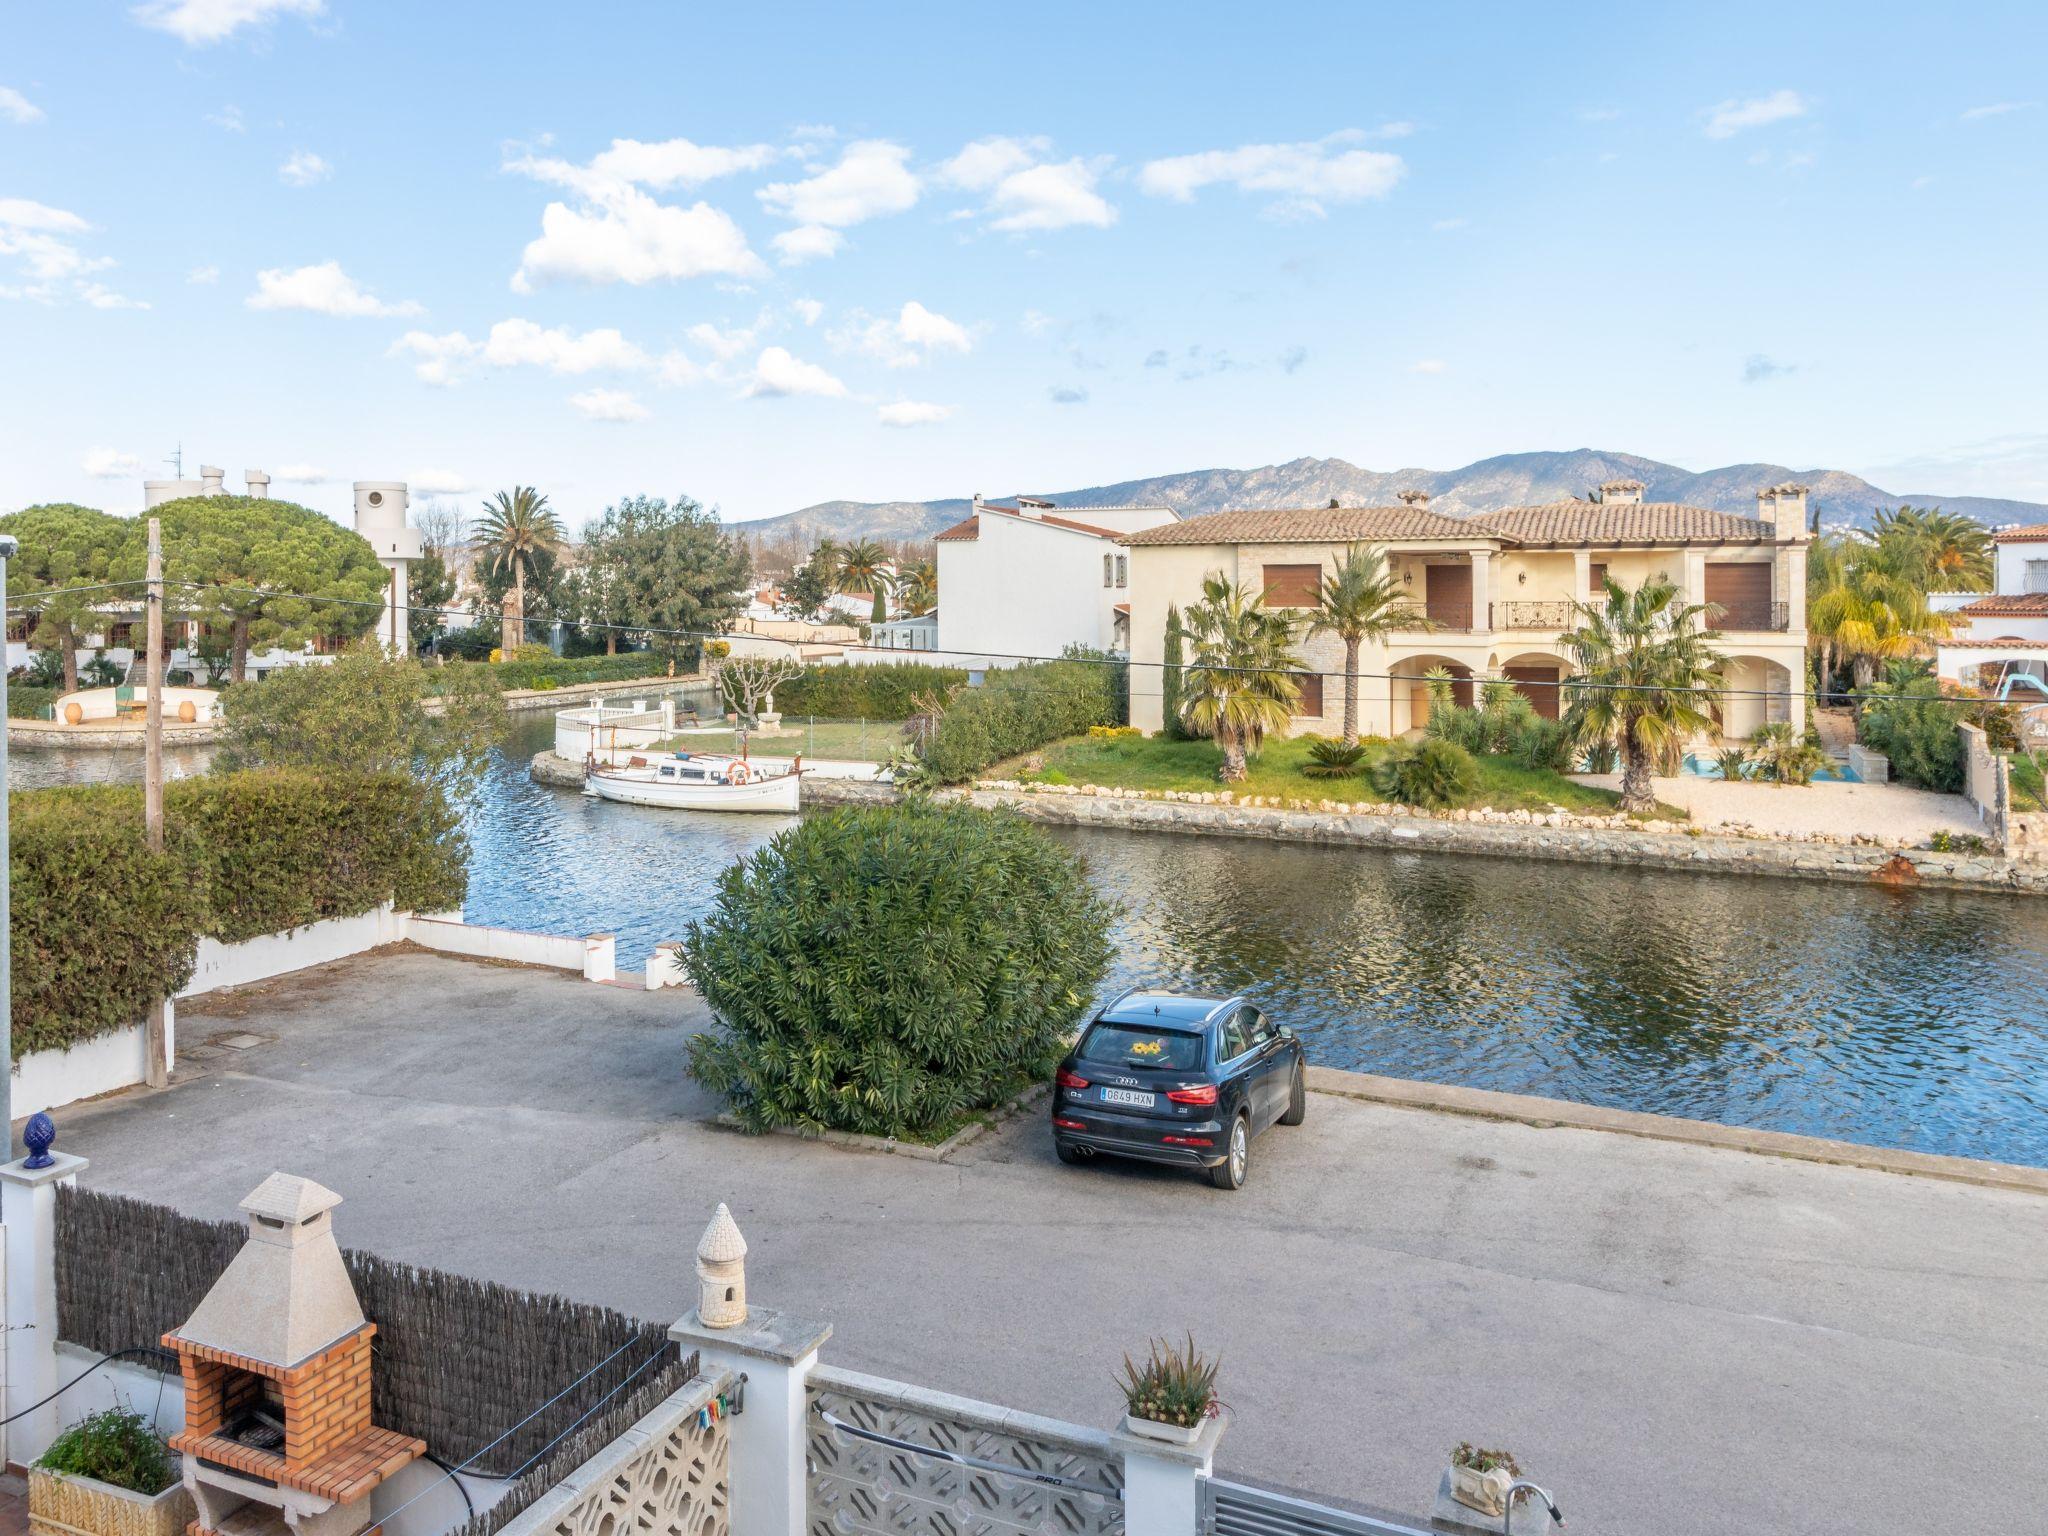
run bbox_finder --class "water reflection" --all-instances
[15,709,2048,1165]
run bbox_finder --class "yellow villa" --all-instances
[1123,480,1812,742]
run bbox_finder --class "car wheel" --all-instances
[1055,1141,1086,1166]
[1279,1064,1306,1126]
[1208,1115,1250,1190]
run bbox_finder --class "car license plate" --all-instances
[1101,1087,1155,1108]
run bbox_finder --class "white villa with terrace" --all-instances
[935,494,1179,665]
[1123,481,1813,742]
[1932,522,2048,693]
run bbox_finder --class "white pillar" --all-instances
[2,1147,90,1468]
[1113,1415,1227,1536]
[581,934,617,984]
[1572,548,1592,605]
[1469,549,1493,633]
[671,1309,831,1536]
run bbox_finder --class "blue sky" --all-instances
[4,1,2046,530]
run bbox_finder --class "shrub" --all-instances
[38,1408,176,1495]
[1371,737,1477,807]
[1746,722,1829,786]
[919,658,1126,784]
[775,662,968,719]
[1714,745,1751,781]
[449,651,665,692]
[1859,682,1963,792]
[1300,736,1366,778]
[8,685,57,719]
[444,625,499,660]
[1116,1335,1219,1429]
[1088,724,1141,740]
[10,769,466,1058]
[1424,701,1488,755]
[684,800,1114,1138]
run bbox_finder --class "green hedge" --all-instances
[428,652,667,693]
[7,685,56,720]
[775,663,968,719]
[10,769,467,1058]
[921,658,1126,783]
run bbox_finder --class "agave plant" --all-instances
[1116,1334,1220,1429]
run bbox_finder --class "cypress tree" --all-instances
[1161,604,1185,739]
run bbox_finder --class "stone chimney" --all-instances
[200,465,225,496]
[695,1203,748,1328]
[1598,479,1645,504]
[246,470,270,499]
[1756,482,1812,542]
[1396,489,1431,507]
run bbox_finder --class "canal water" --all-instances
[19,710,2048,1166]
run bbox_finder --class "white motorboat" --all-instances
[582,751,802,812]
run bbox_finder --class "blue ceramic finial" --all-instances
[22,1112,55,1169]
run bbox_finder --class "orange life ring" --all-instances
[728,762,751,785]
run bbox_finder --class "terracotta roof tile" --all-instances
[1994,524,2048,544]
[1475,503,1771,544]
[935,515,979,542]
[1958,593,2048,617]
[1121,505,1480,546]
[939,506,1127,542]
[1940,636,2048,650]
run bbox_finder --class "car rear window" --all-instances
[1077,1023,1205,1070]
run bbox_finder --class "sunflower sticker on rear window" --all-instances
[1130,1038,1165,1056]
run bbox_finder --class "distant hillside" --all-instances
[731,449,2048,543]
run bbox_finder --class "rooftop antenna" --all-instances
[165,443,183,479]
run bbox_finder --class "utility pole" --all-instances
[0,533,17,1154]
[143,518,168,1089]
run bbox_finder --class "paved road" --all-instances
[60,951,2047,1536]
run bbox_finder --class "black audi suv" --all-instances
[1050,990,1306,1189]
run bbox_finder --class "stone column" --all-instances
[1572,549,1592,605]
[1469,549,1493,632]
[671,1308,831,1536]
[1680,549,1707,606]
[1111,1414,1227,1536]
[1,1145,90,1468]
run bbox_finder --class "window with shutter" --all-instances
[1293,671,1324,717]
[2027,561,2048,595]
[1263,563,1322,607]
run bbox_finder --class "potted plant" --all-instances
[30,1407,192,1536]
[1114,1334,1219,1446]
[1446,1443,1521,1519]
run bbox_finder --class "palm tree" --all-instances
[1870,505,1993,591]
[1178,573,1306,781]
[1559,576,1723,816]
[895,558,937,616]
[834,538,891,624]
[475,486,564,653]
[1306,544,1423,746]
[1807,530,1949,693]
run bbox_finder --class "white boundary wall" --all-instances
[10,909,623,1118]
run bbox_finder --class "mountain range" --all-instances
[732,450,2048,545]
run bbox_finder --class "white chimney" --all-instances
[1598,479,1645,504]
[200,465,225,496]
[1396,489,1431,507]
[246,469,270,499]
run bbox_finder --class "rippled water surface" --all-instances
[26,710,2048,1165]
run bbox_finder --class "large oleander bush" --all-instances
[683,800,1114,1139]
[10,769,466,1058]
[918,655,1126,784]
[773,662,968,719]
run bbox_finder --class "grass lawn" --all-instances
[2011,751,2046,812]
[654,717,907,763]
[1001,731,1678,818]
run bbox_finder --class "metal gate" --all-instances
[1202,1477,1436,1536]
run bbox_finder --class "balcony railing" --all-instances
[1712,601,1791,632]
[1417,602,1472,632]
[1492,601,1573,630]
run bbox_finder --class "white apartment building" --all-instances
[934,495,1178,666]
[1932,523,2048,688]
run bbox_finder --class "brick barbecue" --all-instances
[163,1175,425,1536]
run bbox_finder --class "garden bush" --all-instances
[38,1408,176,1495]
[683,800,1114,1139]
[7,685,57,720]
[1371,737,1478,807]
[436,651,666,692]
[919,658,1126,783]
[773,662,969,719]
[9,769,467,1058]
[1858,681,1964,792]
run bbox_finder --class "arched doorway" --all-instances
[1388,654,1474,736]
[1717,656,1794,740]
[1496,649,1573,721]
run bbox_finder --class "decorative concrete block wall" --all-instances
[499,1374,730,1536]
[806,1366,1124,1536]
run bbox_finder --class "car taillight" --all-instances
[1054,1118,1086,1131]
[1056,1069,1090,1090]
[1163,1135,1214,1147]
[1166,1084,1218,1105]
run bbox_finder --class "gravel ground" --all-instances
[1573,771,1983,840]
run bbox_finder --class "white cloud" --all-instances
[276,464,328,483]
[570,388,650,423]
[1961,101,2035,121]
[790,297,823,325]
[279,150,331,187]
[656,350,704,387]
[388,318,654,384]
[1412,358,1447,374]
[876,400,953,427]
[506,137,782,199]
[830,300,971,368]
[132,0,324,46]
[771,225,843,265]
[0,198,143,307]
[82,447,143,479]
[987,159,1116,231]
[1139,132,1405,215]
[1702,89,1809,139]
[0,87,44,125]
[937,136,1047,191]
[247,261,422,317]
[512,183,764,290]
[187,264,220,284]
[387,329,476,384]
[205,104,244,131]
[686,321,754,361]
[411,468,473,495]
[744,346,846,399]
[758,140,919,230]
